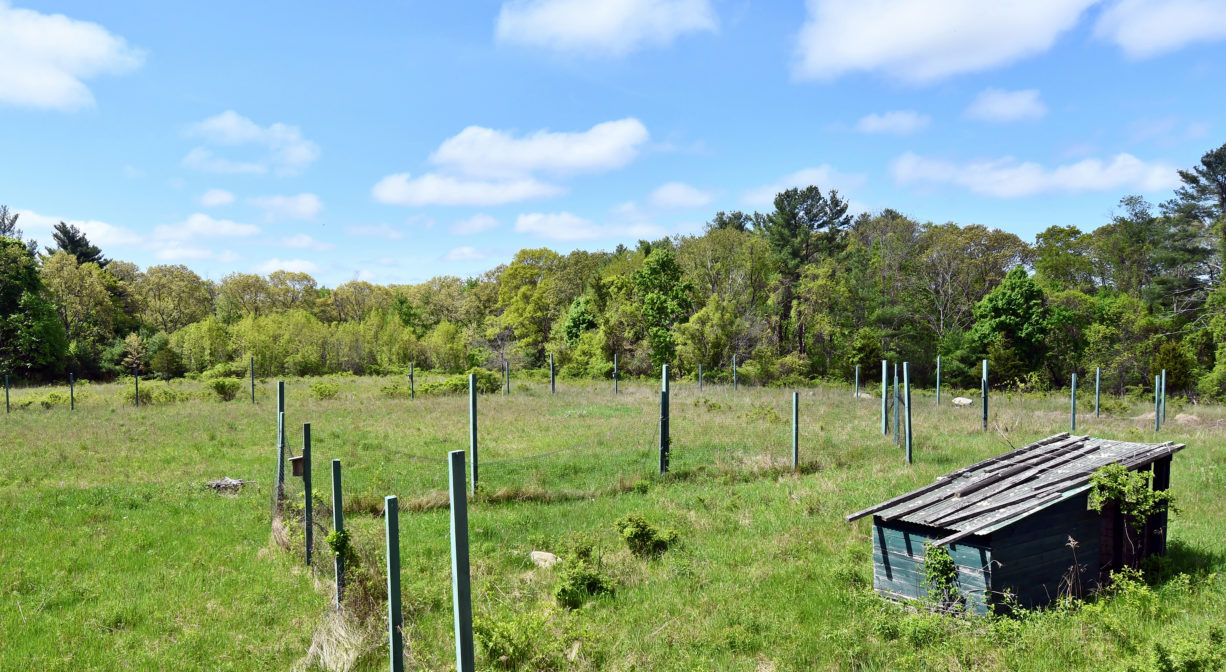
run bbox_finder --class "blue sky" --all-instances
[3,0,1225,286]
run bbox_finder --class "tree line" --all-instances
[2,142,1224,398]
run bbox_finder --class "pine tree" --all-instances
[46,221,108,267]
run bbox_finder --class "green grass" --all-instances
[2,375,1225,670]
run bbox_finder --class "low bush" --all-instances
[310,381,339,400]
[474,610,562,671]
[207,378,242,402]
[614,514,677,557]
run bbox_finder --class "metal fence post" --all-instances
[69,373,75,411]
[409,362,415,400]
[1161,369,1167,423]
[792,391,799,471]
[276,411,286,507]
[250,356,255,404]
[880,360,887,435]
[331,459,345,608]
[613,353,619,395]
[698,363,703,391]
[550,354,555,394]
[893,363,899,444]
[277,380,285,416]
[1095,367,1101,418]
[660,365,670,475]
[1071,374,1077,433]
[733,354,738,391]
[385,495,403,672]
[134,368,139,407]
[503,360,509,396]
[469,373,478,494]
[1155,375,1161,432]
[903,362,912,464]
[854,365,859,399]
[936,355,941,406]
[981,359,989,431]
[304,423,313,567]
[448,451,476,672]
[4,374,8,413]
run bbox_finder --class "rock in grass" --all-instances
[952,397,973,408]
[530,551,558,568]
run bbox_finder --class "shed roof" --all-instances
[846,433,1184,547]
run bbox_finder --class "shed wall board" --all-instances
[872,518,992,614]
[990,494,1102,608]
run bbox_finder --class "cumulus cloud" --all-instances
[495,0,716,56]
[648,182,712,209]
[153,213,259,240]
[430,118,649,179]
[443,246,486,261]
[855,110,931,135]
[281,234,334,251]
[451,213,499,235]
[965,88,1047,122]
[182,110,319,176]
[253,258,319,274]
[200,188,235,207]
[741,166,868,207]
[16,209,142,248]
[1095,0,1226,58]
[793,0,1095,83]
[371,173,563,207]
[248,193,322,220]
[0,2,143,110]
[513,212,605,240]
[891,151,1180,198]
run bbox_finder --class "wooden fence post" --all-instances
[469,373,478,494]
[331,459,345,608]
[981,360,989,431]
[1095,367,1101,418]
[304,423,313,567]
[385,495,403,672]
[880,360,887,436]
[903,362,912,464]
[792,391,799,471]
[659,365,670,475]
[1071,374,1077,433]
[448,450,476,672]
[69,373,75,411]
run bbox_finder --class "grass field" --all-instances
[2,373,1225,671]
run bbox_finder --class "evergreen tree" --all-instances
[46,221,108,267]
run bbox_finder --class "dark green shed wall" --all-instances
[989,493,1103,608]
[871,518,993,614]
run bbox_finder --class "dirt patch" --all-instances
[1175,413,1201,425]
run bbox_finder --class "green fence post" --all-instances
[613,353,619,395]
[893,363,899,444]
[277,380,285,416]
[304,423,313,567]
[4,374,8,414]
[792,391,799,471]
[660,365,670,475]
[1071,374,1077,433]
[733,354,738,391]
[981,359,989,431]
[1161,369,1167,423]
[504,360,510,396]
[276,411,286,508]
[854,365,859,398]
[250,356,255,404]
[549,354,555,394]
[880,360,887,436]
[1095,367,1101,418]
[469,373,478,494]
[385,495,403,672]
[331,459,345,608]
[698,363,703,391]
[69,373,75,411]
[904,362,912,464]
[448,450,476,672]
[1155,375,1161,432]
[409,362,415,400]
[936,355,941,406]
[134,368,140,407]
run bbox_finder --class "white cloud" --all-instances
[183,110,319,176]
[371,173,563,207]
[513,212,605,240]
[741,166,868,207]
[443,246,486,261]
[249,193,322,220]
[451,213,499,235]
[281,234,335,251]
[153,213,259,240]
[495,0,717,56]
[793,0,1096,83]
[16,209,142,248]
[345,223,404,240]
[1095,0,1226,58]
[648,182,712,209]
[253,258,319,274]
[855,110,931,135]
[965,88,1047,122]
[891,151,1180,198]
[200,188,235,207]
[430,118,649,179]
[0,2,143,110]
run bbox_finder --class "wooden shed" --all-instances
[846,433,1184,614]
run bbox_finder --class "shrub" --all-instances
[614,514,677,557]
[207,378,242,402]
[310,381,339,400]
[413,367,503,397]
[120,385,152,406]
[553,534,614,609]
[38,391,69,409]
[150,347,186,380]
[474,610,561,671]
[922,543,962,611]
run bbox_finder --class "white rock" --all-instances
[530,551,558,568]
[952,397,973,408]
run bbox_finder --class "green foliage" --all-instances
[1089,463,1175,534]
[921,543,962,611]
[309,381,339,400]
[324,529,359,570]
[474,610,562,671]
[554,554,614,609]
[614,514,677,557]
[562,295,598,346]
[206,377,242,402]
[632,249,693,368]
[1151,341,1194,394]
[149,347,186,380]
[970,267,1048,380]
[120,383,152,406]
